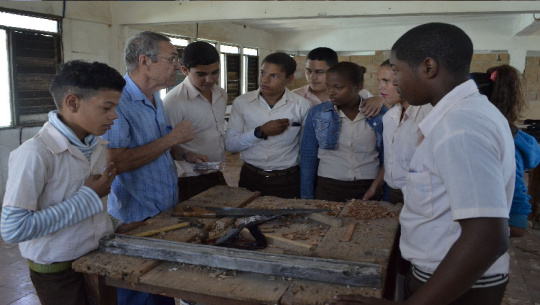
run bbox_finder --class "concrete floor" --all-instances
[0,152,538,304]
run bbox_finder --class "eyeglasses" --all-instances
[158,56,181,65]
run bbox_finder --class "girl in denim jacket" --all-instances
[300,62,386,202]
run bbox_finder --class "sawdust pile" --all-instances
[343,200,400,220]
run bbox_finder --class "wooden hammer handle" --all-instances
[134,222,190,237]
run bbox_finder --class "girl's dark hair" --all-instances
[326,61,366,85]
[471,64,526,133]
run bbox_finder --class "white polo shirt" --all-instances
[3,122,113,264]
[225,88,311,170]
[382,103,432,189]
[400,80,515,276]
[163,78,228,177]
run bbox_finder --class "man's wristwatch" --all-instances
[254,126,267,139]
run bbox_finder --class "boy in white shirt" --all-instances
[1,60,125,305]
[329,22,514,305]
[226,52,311,198]
[164,41,228,201]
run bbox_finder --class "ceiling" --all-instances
[231,13,523,33]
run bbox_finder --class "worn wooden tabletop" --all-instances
[73,186,401,305]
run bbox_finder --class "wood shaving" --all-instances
[343,200,400,219]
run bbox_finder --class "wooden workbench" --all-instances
[74,186,401,305]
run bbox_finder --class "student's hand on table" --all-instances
[326,295,402,305]
[169,121,194,145]
[261,118,290,136]
[85,162,117,198]
[361,97,384,118]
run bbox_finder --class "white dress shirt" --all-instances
[382,103,432,189]
[163,78,228,177]
[225,88,311,170]
[400,80,515,276]
[318,106,379,181]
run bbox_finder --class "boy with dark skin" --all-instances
[328,23,514,305]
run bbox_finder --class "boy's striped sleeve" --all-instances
[1,186,103,244]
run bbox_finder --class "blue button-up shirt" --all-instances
[102,74,178,223]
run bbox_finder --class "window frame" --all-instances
[0,8,62,129]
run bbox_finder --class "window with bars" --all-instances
[0,10,61,127]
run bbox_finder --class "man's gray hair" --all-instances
[124,31,171,73]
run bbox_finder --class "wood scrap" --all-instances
[215,217,236,231]
[344,223,356,242]
[133,222,190,237]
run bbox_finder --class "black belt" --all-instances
[243,163,299,177]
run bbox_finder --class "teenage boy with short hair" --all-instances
[329,22,514,305]
[1,60,125,305]
[164,41,228,201]
[226,52,311,198]
[293,47,383,117]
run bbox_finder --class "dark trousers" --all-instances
[388,186,404,204]
[117,288,175,305]
[30,268,88,305]
[314,176,381,202]
[239,163,300,198]
[404,269,508,305]
[178,171,228,202]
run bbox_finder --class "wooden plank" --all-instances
[314,218,398,264]
[135,261,289,304]
[280,279,382,305]
[73,250,160,282]
[100,234,382,288]
[178,185,260,209]
[134,222,191,237]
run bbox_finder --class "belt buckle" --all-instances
[263,169,274,178]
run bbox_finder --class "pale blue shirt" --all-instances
[102,74,178,223]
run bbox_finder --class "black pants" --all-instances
[30,268,88,305]
[178,171,228,202]
[404,268,508,305]
[239,163,300,198]
[315,176,381,202]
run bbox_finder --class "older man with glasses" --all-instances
[101,31,194,305]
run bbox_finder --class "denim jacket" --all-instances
[300,101,386,199]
